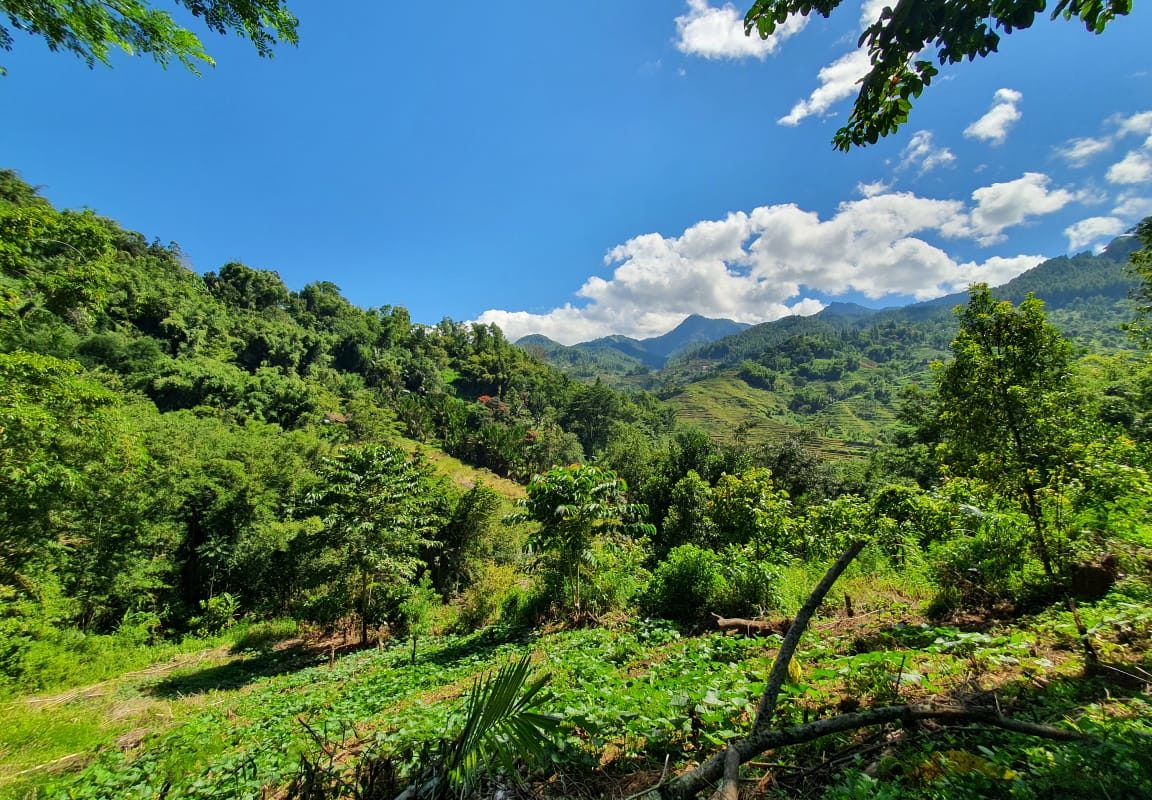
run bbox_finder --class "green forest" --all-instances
[2,171,1152,799]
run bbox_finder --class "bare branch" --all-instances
[752,540,865,732]
[639,703,1084,800]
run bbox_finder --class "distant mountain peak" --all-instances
[515,314,752,373]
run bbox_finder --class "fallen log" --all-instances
[711,614,788,637]
[707,747,739,800]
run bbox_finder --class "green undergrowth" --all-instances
[5,594,1150,800]
[0,618,300,699]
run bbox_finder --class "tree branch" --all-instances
[638,703,1084,800]
[752,539,865,733]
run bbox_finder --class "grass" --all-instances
[0,619,299,700]
[0,620,303,795]
[399,435,526,501]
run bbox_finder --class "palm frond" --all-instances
[441,654,560,794]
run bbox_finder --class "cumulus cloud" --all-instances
[1065,216,1127,251]
[1055,137,1111,167]
[860,0,891,27]
[1113,194,1152,219]
[778,49,870,126]
[477,178,1067,344]
[776,0,893,127]
[857,179,891,197]
[675,0,806,60]
[1115,110,1152,138]
[965,172,1077,244]
[964,89,1024,145]
[899,131,956,175]
[1106,140,1152,185]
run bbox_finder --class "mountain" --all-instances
[817,302,879,319]
[516,314,749,376]
[643,314,752,359]
[515,333,649,378]
[654,239,1139,457]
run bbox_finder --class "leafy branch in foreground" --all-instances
[744,0,1133,149]
[435,653,560,796]
[0,0,298,75]
[288,654,560,800]
[390,653,560,800]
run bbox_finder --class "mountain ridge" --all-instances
[516,313,749,372]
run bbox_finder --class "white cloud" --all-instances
[774,1,899,128]
[778,49,869,126]
[899,131,956,175]
[1106,148,1152,184]
[1113,194,1152,219]
[1114,110,1152,138]
[478,180,1061,344]
[860,0,891,28]
[943,255,1050,293]
[1064,216,1127,251]
[965,172,1076,244]
[675,0,806,60]
[857,179,891,197]
[964,88,1024,145]
[1055,137,1111,167]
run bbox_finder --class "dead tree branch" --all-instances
[635,703,1084,800]
[752,540,866,733]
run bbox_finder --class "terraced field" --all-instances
[665,375,875,461]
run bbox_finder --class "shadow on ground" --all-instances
[147,637,356,697]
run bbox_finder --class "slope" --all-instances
[657,240,1138,454]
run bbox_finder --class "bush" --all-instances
[190,592,240,636]
[499,580,552,628]
[454,563,521,630]
[581,538,650,617]
[646,545,729,624]
[720,545,783,616]
[926,518,1040,614]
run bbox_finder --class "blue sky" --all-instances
[3,1,1151,344]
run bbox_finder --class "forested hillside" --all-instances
[0,169,681,649]
[519,314,751,381]
[3,173,1152,800]
[643,242,1141,455]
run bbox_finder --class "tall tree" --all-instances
[744,0,1133,149]
[297,445,444,645]
[1125,217,1152,347]
[934,286,1079,577]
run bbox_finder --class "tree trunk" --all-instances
[359,568,369,647]
[633,537,1085,800]
[707,747,739,800]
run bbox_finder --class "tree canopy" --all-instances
[744,0,1133,149]
[0,0,298,74]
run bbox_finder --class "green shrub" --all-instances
[190,592,240,636]
[720,545,783,616]
[454,563,521,630]
[646,545,729,624]
[499,580,551,628]
[926,517,1040,614]
[581,538,651,617]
